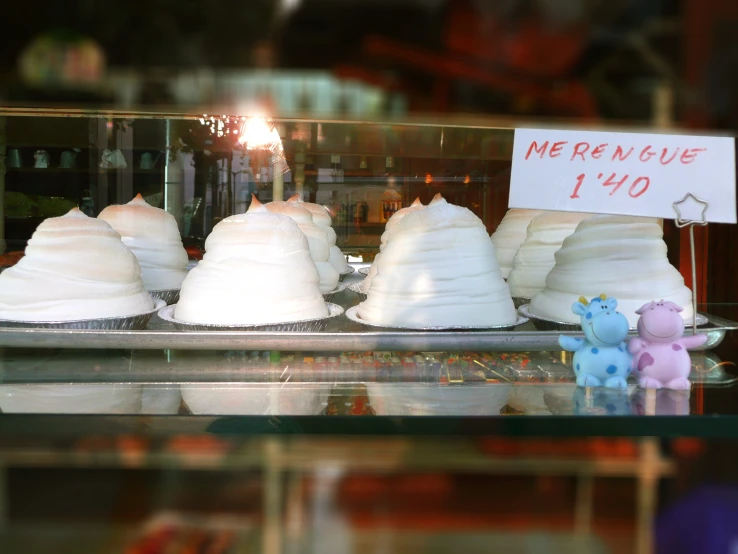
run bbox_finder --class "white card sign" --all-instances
[509,128,737,223]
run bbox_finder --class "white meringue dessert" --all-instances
[328,246,349,273]
[175,197,328,325]
[490,208,542,279]
[357,194,517,328]
[267,197,340,293]
[362,197,425,293]
[98,194,189,291]
[529,215,694,327]
[0,208,155,321]
[507,211,592,299]
[286,194,349,273]
[288,194,332,227]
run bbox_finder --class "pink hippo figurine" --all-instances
[628,300,707,390]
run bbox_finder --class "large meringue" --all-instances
[175,197,327,325]
[286,195,348,273]
[266,198,339,293]
[362,197,425,292]
[358,194,516,327]
[507,211,592,298]
[0,208,154,321]
[98,194,188,291]
[529,215,694,327]
[490,209,542,279]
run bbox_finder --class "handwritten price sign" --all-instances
[509,129,736,223]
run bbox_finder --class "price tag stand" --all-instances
[672,192,709,335]
[673,192,710,416]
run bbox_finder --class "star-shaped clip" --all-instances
[673,193,709,228]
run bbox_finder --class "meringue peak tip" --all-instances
[430,193,446,204]
[64,207,88,218]
[411,197,423,207]
[248,195,268,213]
[287,194,302,203]
[129,193,150,206]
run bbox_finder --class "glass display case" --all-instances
[0,107,736,433]
[1,107,736,554]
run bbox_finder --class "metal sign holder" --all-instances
[672,192,709,334]
[672,192,710,416]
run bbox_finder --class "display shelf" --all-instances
[0,311,732,353]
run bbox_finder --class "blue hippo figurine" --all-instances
[558,294,632,389]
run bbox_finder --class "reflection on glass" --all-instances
[572,387,633,416]
[0,384,143,414]
[181,384,329,416]
[0,346,727,416]
[633,388,691,416]
[366,383,512,416]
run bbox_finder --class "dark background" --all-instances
[0,0,707,121]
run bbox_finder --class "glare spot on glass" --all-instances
[238,117,283,154]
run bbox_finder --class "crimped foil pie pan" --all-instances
[158,302,344,332]
[345,306,527,332]
[0,298,166,330]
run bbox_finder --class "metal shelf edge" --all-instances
[0,322,732,351]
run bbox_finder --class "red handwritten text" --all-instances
[569,173,650,199]
[526,140,707,166]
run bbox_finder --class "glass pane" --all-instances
[0,109,734,435]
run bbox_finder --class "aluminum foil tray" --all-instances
[518,304,709,331]
[338,266,356,282]
[345,306,528,332]
[149,289,181,306]
[157,302,344,332]
[0,299,166,330]
[347,281,367,302]
[358,267,370,276]
[0,308,730,352]
[322,282,348,303]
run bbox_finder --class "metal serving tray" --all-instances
[0,312,731,352]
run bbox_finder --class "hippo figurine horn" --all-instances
[558,294,632,389]
[628,300,707,390]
